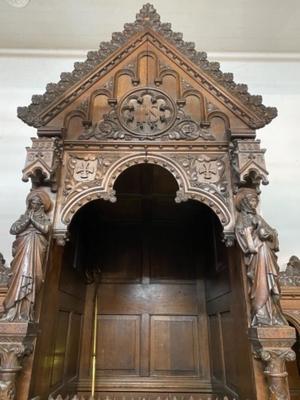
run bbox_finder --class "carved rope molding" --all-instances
[17,4,277,129]
[59,152,233,230]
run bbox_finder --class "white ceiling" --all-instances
[1,0,300,54]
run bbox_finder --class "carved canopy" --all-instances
[18,3,276,242]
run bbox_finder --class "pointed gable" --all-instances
[17,3,277,131]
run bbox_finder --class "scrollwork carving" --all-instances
[1,191,52,322]
[80,88,215,141]
[173,154,228,202]
[63,153,120,204]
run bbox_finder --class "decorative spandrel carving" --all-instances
[235,188,288,327]
[79,87,215,141]
[1,191,52,323]
[0,254,10,286]
[173,154,228,202]
[230,139,268,191]
[63,153,120,203]
[22,138,62,192]
[279,256,300,287]
[17,4,277,130]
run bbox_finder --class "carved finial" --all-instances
[136,3,160,25]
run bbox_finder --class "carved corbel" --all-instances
[222,232,235,247]
[53,230,69,247]
[230,139,268,191]
[22,138,62,192]
[249,326,296,400]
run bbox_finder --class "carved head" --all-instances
[26,190,52,213]
[235,188,259,213]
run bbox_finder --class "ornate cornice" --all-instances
[17,3,277,129]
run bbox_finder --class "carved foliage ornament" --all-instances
[173,154,228,202]
[63,153,120,203]
[254,345,296,400]
[17,4,277,129]
[80,88,215,141]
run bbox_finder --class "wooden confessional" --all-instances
[0,4,298,400]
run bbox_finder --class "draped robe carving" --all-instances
[235,188,287,326]
[1,191,51,322]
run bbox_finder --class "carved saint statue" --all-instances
[1,191,51,322]
[235,188,287,326]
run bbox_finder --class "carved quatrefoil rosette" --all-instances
[118,88,176,136]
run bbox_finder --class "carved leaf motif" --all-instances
[174,154,228,201]
[63,154,119,204]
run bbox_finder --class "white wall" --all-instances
[0,52,299,267]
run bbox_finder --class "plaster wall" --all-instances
[0,53,299,267]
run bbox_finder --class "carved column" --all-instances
[249,327,296,400]
[0,323,35,400]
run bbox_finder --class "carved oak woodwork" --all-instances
[249,327,296,400]
[0,323,35,400]
[22,138,62,192]
[235,188,288,327]
[1,191,52,323]
[1,3,295,400]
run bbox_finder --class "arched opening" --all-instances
[30,164,249,399]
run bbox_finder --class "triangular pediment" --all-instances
[17,3,277,131]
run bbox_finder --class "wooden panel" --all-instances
[150,316,199,376]
[220,311,238,391]
[51,310,70,387]
[98,284,198,315]
[91,94,110,123]
[149,224,197,282]
[65,312,82,380]
[96,315,140,375]
[100,224,143,282]
[208,314,224,382]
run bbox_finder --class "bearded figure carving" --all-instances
[235,188,287,327]
[1,191,52,322]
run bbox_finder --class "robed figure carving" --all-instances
[1,191,51,322]
[235,188,287,326]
